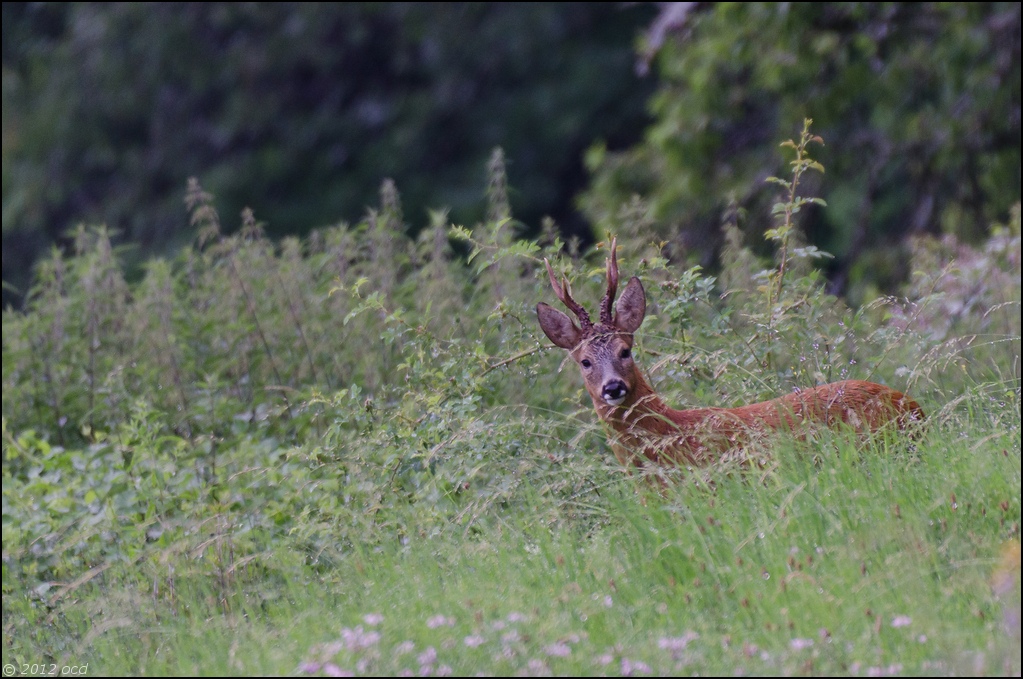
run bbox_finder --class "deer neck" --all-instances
[590,367,735,468]
[592,368,696,436]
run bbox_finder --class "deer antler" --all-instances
[544,258,594,331]
[600,237,620,327]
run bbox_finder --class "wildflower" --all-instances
[543,642,571,657]
[464,634,485,648]
[790,638,813,651]
[891,615,912,628]
[526,658,550,676]
[427,615,455,629]
[364,613,384,626]
[417,646,438,666]
[340,625,380,651]
[657,631,699,653]
[621,658,652,675]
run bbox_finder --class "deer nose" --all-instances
[602,380,629,406]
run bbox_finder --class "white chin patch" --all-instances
[604,395,627,407]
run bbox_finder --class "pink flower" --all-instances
[657,632,699,653]
[417,646,437,666]
[426,615,455,629]
[526,659,549,675]
[621,658,651,675]
[340,626,380,651]
[543,642,571,657]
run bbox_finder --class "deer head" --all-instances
[536,238,647,410]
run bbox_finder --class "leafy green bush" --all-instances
[582,2,1021,301]
[3,129,1019,674]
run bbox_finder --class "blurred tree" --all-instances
[580,2,1021,302]
[2,2,656,304]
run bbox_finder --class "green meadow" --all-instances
[3,142,1020,675]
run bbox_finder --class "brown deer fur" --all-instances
[536,238,925,478]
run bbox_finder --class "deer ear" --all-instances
[615,276,646,333]
[537,303,582,349]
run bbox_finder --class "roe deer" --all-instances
[536,238,925,479]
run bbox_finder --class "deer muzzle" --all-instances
[602,379,629,406]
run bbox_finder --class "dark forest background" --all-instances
[3,2,1020,305]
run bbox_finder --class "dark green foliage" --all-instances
[2,3,655,303]
[582,2,1021,301]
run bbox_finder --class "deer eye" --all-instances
[581,359,592,368]
[619,348,631,359]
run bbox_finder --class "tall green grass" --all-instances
[3,141,1019,675]
[11,421,1017,675]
